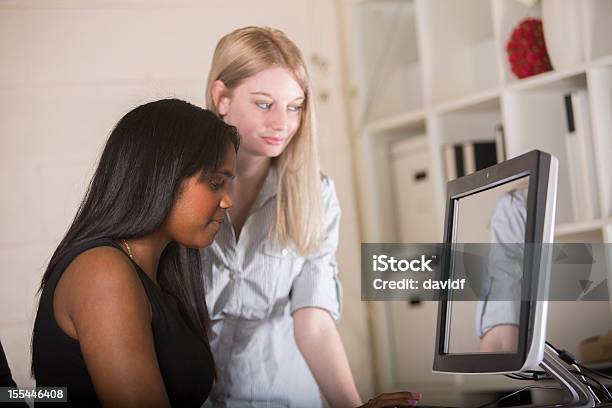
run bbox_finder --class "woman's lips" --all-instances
[261,136,285,146]
[207,218,224,226]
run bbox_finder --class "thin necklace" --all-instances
[121,239,134,260]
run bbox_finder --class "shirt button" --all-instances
[281,249,288,256]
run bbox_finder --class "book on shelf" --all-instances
[494,124,506,163]
[563,90,600,222]
[442,129,505,182]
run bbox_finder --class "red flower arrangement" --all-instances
[506,18,552,79]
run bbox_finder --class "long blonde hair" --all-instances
[206,26,325,255]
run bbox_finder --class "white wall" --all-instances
[0,0,373,399]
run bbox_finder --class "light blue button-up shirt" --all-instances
[476,188,527,337]
[201,166,343,408]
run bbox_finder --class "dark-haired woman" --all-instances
[32,99,239,407]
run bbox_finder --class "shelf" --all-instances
[506,65,587,93]
[348,0,612,392]
[555,217,612,238]
[432,93,501,148]
[591,53,612,68]
[363,109,426,135]
[433,88,500,114]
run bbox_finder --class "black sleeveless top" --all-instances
[1,340,17,387]
[32,238,214,407]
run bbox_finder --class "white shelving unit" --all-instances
[352,0,424,123]
[342,0,612,402]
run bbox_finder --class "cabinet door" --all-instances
[387,138,449,390]
[390,137,442,243]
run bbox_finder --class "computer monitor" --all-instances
[433,149,558,375]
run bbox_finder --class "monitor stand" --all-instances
[522,343,596,408]
[421,344,605,408]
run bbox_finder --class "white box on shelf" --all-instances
[389,136,440,243]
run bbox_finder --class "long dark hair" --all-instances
[34,98,238,373]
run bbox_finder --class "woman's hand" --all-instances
[358,391,422,407]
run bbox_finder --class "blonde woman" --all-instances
[201,27,421,408]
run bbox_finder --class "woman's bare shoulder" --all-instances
[55,245,149,330]
[62,245,140,292]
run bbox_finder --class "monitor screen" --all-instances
[433,150,558,374]
[447,175,529,355]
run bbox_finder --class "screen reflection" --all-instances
[447,177,529,354]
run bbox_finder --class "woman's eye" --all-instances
[288,105,303,112]
[256,102,273,110]
[209,180,225,191]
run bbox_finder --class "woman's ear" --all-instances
[211,80,231,116]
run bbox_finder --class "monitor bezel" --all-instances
[433,150,554,374]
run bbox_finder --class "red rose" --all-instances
[506,18,552,79]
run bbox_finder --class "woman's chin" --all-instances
[177,231,218,249]
[250,143,287,158]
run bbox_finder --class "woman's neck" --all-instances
[228,151,272,240]
[235,150,271,185]
[123,232,169,285]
